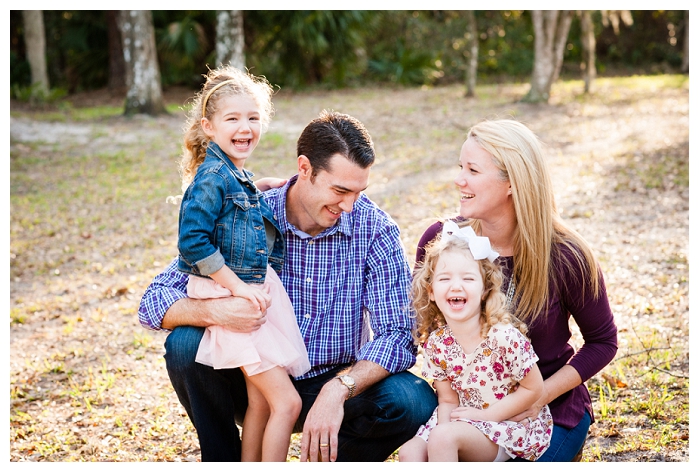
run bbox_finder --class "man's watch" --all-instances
[337,374,356,399]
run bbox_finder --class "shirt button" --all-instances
[304,313,311,319]
[273,215,277,220]
[308,240,314,245]
[306,277,312,282]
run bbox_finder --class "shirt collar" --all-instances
[275,174,353,239]
[207,141,255,182]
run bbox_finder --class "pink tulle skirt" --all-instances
[189,266,310,377]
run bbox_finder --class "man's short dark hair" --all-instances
[296,110,375,178]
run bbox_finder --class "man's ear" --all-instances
[298,155,312,179]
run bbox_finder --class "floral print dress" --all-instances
[415,323,553,461]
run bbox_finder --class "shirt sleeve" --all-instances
[558,246,618,383]
[137,257,189,331]
[492,324,538,383]
[421,330,448,381]
[356,221,417,373]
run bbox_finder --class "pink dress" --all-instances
[189,266,310,377]
[415,323,553,461]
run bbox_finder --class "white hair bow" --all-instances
[441,220,500,262]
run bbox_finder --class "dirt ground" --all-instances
[9,78,689,461]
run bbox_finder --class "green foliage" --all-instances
[596,11,686,69]
[11,83,68,104]
[246,10,371,88]
[368,39,437,85]
[43,11,111,92]
[153,11,216,87]
[9,10,689,93]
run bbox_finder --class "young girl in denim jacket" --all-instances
[176,65,309,462]
[398,221,552,462]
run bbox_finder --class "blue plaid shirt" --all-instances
[138,176,417,380]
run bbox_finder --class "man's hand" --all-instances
[254,177,288,192]
[300,378,347,462]
[161,295,267,332]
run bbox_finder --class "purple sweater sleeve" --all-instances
[556,249,618,383]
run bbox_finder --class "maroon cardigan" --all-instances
[416,221,618,428]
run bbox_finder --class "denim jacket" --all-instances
[177,141,284,283]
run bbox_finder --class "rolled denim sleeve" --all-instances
[357,222,417,373]
[138,258,189,331]
[177,171,226,276]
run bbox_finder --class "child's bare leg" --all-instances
[427,422,498,462]
[243,366,302,462]
[240,376,269,462]
[398,436,428,462]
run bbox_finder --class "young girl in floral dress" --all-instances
[398,221,552,462]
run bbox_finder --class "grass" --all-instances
[9,74,689,462]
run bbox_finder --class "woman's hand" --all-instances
[255,177,288,192]
[508,364,582,423]
[508,402,545,424]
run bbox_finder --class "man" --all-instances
[138,110,437,462]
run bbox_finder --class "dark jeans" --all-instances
[536,409,591,462]
[164,326,437,462]
[510,409,591,462]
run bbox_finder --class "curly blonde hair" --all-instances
[178,65,275,192]
[412,236,528,345]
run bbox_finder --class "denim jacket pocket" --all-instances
[225,193,256,270]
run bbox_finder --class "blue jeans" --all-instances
[537,409,591,462]
[164,326,437,462]
[511,409,591,462]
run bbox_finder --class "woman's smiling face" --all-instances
[454,138,512,222]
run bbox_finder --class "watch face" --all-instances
[342,375,355,386]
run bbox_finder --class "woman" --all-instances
[415,119,617,462]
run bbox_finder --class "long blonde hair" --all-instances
[178,65,275,191]
[465,119,600,324]
[413,237,527,345]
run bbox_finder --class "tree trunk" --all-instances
[464,10,478,98]
[22,10,49,94]
[580,10,596,93]
[106,11,126,91]
[551,11,574,83]
[117,10,166,116]
[215,10,245,69]
[523,10,574,103]
[682,10,689,73]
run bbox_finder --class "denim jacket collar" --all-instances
[207,141,256,183]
